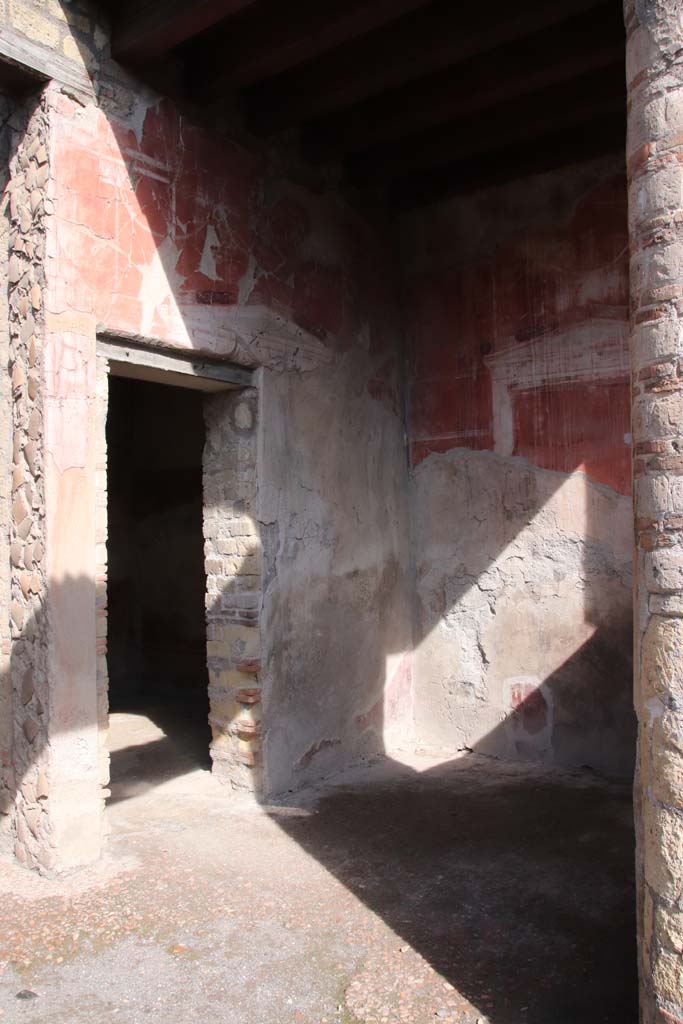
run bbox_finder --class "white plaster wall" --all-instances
[412,448,635,775]
[257,355,414,795]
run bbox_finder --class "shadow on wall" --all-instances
[409,449,635,776]
[1,16,637,1023]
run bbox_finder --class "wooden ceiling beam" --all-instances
[112,0,258,62]
[246,0,609,134]
[391,116,625,208]
[347,65,626,186]
[304,4,623,160]
[207,0,436,88]
[0,26,92,94]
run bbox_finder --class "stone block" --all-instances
[226,518,257,538]
[633,162,683,232]
[221,624,260,660]
[21,669,34,704]
[209,668,254,690]
[23,440,38,476]
[643,796,683,900]
[634,389,683,441]
[23,717,39,743]
[651,595,683,616]
[657,905,683,952]
[206,640,231,659]
[10,540,23,567]
[21,778,35,804]
[658,711,683,757]
[210,722,236,751]
[652,742,683,809]
[653,949,683,1006]
[208,693,239,722]
[27,408,41,440]
[645,550,683,594]
[12,486,31,525]
[204,558,224,575]
[642,615,683,700]
[11,600,25,632]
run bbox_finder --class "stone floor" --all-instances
[0,705,638,1024]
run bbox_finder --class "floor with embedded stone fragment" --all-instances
[0,710,637,1024]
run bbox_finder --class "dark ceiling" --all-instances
[106,0,626,207]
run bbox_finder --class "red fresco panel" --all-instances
[512,381,631,496]
[407,171,630,494]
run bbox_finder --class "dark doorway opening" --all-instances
[106,375,211,803]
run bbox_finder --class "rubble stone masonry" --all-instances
[5,92,52,872]
[627,0,683,1018]
[0,89,15,831]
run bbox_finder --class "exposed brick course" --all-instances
[203,388,262,791]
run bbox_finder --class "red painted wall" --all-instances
[45,87,413,790]
[50,93,399,379]
[404,164,631,496]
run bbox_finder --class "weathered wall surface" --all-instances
[259,356,413,793]
[403,158,635,774]
[36,42,412,800]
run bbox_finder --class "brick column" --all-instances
[627,1,683,1019]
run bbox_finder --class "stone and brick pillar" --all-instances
[627,0,683,1019]
[5,84,103,873]
[6,92,54,871]
[203,388,263,793]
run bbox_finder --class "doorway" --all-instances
[105,374,211,803]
